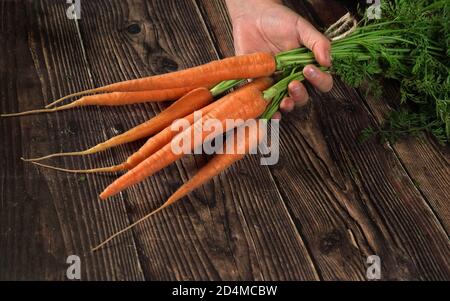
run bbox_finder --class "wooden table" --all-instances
[1,0,449,281]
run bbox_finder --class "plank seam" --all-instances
[292,122,378,258]
[264,165,323,280]
[192,0,222,59]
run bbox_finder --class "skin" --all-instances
[225,0,333,118]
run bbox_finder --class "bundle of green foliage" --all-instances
[271,0,450,144]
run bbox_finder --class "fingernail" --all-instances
[304,66,318,78]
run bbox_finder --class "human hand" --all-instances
[226,0,333,119]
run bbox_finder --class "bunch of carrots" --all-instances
[0,12,370,251]
[2,51,307,251]
[5,1,446,250]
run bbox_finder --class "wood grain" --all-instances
[0,0,321,280]
[360,82,450,234]
[79,0,321,281]
[0,0,144,281]
[308,0,449,232]
[306,3,450,234]
[197,0,450,280]
[1,0,449,281]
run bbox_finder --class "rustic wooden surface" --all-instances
[0,0,449,281]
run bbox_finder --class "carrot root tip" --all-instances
[45,88,98,108]
[24,159,126,174]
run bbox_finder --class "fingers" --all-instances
[279,80,309,113]
[295,17,332,67]
[279,65,333,115]
[288,80,309,107]
[303,65,333,93]
[279,98,295,112]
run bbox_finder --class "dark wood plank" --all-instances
[68,0,320,280]
[0,0,145,280]
[198,0,450,280]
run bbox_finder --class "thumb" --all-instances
[296,17,332,67]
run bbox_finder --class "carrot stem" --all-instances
[261,67,329,119]
[210,79,244,97]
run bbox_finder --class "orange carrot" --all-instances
[99,84,271,200]
[44,52,275,109]
[1,86,196,117]
[123,107,208,170]
[164,120,264,204]
[101,53,275,92]
[92,120,265,251]
[27,104,212,174]
[124,77,273,169]
[21,87,213,162]
[27,102,215,174]
[2,52,275,115]
[27,77,273,173]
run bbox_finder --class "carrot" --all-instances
[27,78,273,173]
[1,86,196,117]
[21,87,213,162]
[99,83,271,200]
[27,160,127,174]
[124,78,273,169]
[3,52,275,116]
[102,53,275,91]
[164,120,264,204]
[27,105,212,174]
[43,52,275,109]
[123,108,208,169]
[27,106,211,173]
[92,120,265,251]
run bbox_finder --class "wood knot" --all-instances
[126,23,141,35]
[319,230,342,255]
[151,55,179,74]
